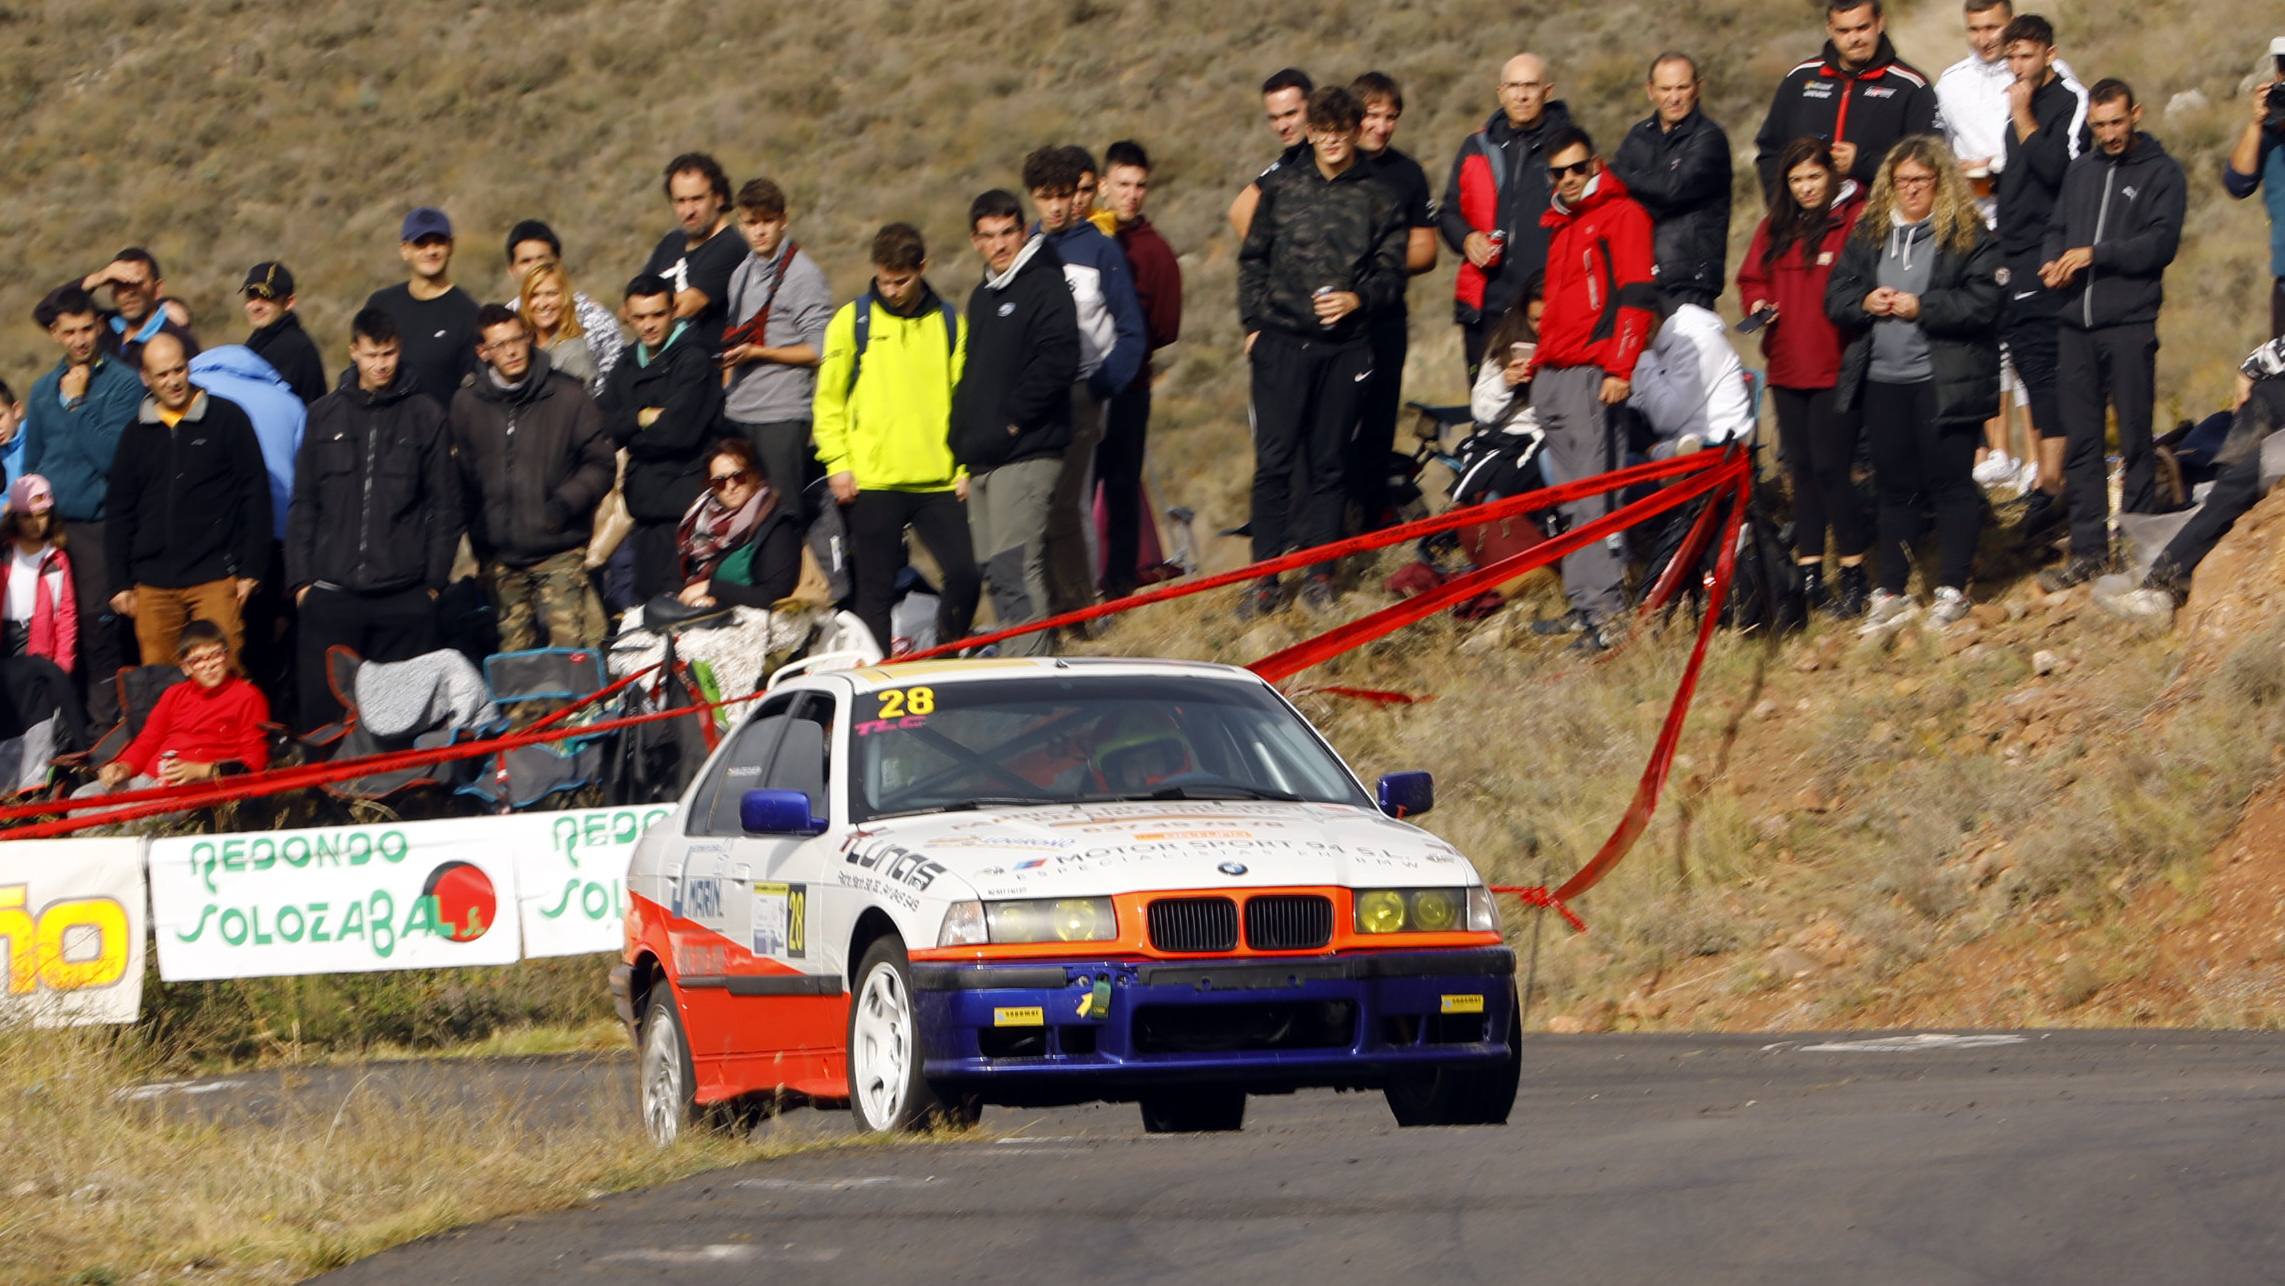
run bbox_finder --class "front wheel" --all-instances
[1383,999,1522,1127]
[1138,1087,1247,1133]
[846,937,979,1133]
[639,986,699,1146]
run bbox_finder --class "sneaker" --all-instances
[1299,575,1337,612]
[2096,584,2180,627]
[1858,590,1918,635]
[1799,565,1827,613]
[1973,451,2018,487]
[1235,578,1286,621]
[1927,585,1971,626]
[1567,621,1617,655]
[1530,609,1589,637]
[2036,555,2107,593]
[1673,433,1705,457]
[2013,460,2042,497]
[1828,564,1870,619]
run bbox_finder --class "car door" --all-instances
[726,692,845,1059]
[673,699,794,1063]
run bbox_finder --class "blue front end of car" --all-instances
[909,947,1516,1103]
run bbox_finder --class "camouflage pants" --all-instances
[489,550,606,651]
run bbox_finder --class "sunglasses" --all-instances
[1547,159,1594,179]
[707,468,752,492]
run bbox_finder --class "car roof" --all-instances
[816,656,1267,696]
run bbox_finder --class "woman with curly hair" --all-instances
[1826,134,2003,631]
[1739,138,1870,617]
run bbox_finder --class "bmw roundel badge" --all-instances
[1217,861,1248,877]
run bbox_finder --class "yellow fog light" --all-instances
[985,897,1116,944]
[1052,898,1110,942]
[1410,889,1462,932]
[1355,889,1408,934]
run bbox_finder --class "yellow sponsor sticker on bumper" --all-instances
[993,1006,1046,1027]
[1439,994,1485,1014]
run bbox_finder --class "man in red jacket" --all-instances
[1529,126,1660,651]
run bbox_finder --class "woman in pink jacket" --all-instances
[1,474,78,673]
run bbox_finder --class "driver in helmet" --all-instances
[1091,711,1193,793]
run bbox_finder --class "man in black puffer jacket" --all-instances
[287,308,463,727]
[1237,86,1407,616]
[451,305,616,651]
[1753,2,1938,199]
[1610,52,1733,309]
[953,189,1080,656]
[601,274,723,599]
[2037,78,2188,589]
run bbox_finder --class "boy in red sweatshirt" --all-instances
[87,618,269,793]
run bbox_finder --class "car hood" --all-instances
[845,800,1482,900]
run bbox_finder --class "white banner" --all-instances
[148,817,523,981]
[0,838,146,1027]
[516,805,669,958]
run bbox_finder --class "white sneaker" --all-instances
[1973,452,2017,487]
[1858,590,1918,635]
[1927,585,1971,626]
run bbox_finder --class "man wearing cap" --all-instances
[240,263,326,405]
[361,207,480,410]
[2226,38,2285,339]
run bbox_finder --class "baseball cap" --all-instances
[7,474,55,515]
[2272,36,2285,58]
[401,206,455,242]
[241,261,296,300]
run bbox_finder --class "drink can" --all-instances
[1486,229,1505,268]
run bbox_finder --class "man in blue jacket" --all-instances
[21,285,143,722]
[1024,146,1146,617]
[2224,39,2285,339]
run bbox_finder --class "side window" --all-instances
[761,695,834,817]
[690,701,794,836]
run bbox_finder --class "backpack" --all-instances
[846,288,959,394]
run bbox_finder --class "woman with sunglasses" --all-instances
[674,437,802,611]
[1826,135,2003,632]
[1739,138,1871,617]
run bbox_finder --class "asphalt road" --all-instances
[159,1030,2283,1285]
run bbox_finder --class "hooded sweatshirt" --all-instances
[1869,214,1938,383]
[952,236,1081,471]
[2043,132,2188,331]
[1534,169,1660,380]
[190,344,307,540]
[1041,222,1145,400]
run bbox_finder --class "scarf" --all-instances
[675,480,776,583]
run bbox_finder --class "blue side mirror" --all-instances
[741,788,828,836]
[1377,771,1434,820]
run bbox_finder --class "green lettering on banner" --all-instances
[277,904,305,943]
[177,904,216,943]
[582,881,618,921]
[369,891,395,958]
[282,835,312,868]
[401,894,441,944]
[347,833,372,866]
[380,831,409,864]
[308,901,332,943]
[220,907,250,946]
[339,897,365,943]
[193,841,219,895]
[540,880,577,919]
[250,837,276,874]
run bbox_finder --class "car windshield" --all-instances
[850,673,1372,821]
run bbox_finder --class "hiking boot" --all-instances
[1858,590,1918,635]
[1927,585,1972,626]
[1799,565,1828,613]
[2036,554,2108,593]
[2014,488,2067,546]
[1530,609,1589,637]
[1299,574,1338,613]
[1828,564,1870,619]
[1235,578,1287,621]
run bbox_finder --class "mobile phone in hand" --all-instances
[1736,306,1778,335]
[1509,341,1535,364]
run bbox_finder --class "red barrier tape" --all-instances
[1295,686,1435,706]
[1490,884,1589,933]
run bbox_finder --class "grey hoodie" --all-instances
[1869,214,1936,384]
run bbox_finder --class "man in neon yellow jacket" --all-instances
[812,223,981,655]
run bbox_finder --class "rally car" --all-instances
[612,658,1519,1142]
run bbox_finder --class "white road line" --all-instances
[1777,1034,2031,1054]
[115,1078,249,1103]
[732,1176,934,1192]
[595,1245,843,1265]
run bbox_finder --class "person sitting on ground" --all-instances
[519,261,601,393]
[673,438,802,612]
[1469,288,1545,429]
[82,619,269,794]
[1629,294,1755,457]
[1,474,76,672]
[2101,338,2285,622]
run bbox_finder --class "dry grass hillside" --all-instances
[1,0,2278,1039]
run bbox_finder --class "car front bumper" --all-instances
[909,947,1515,1098]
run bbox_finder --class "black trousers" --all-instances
[60,519,129,726]
[2156,384,2285,585]
[2058,322,2159,560]
[1098,378,1151,595]
[1249,330,1370,571]
[1346,316,1409,531]
[846,488,981,655]
[1865,381,1982,595]
[730,417,817,501]
[297,583,439,729]
[1772,385,1868,560]
[1460,317,1492,380]
[2000,256,2065,439]
[2273,277,2285,342]
[630,520,683,600]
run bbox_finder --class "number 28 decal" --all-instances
[876,687,936,719]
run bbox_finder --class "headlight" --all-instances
[1353,888,1485,935]
[1467,886,1501,933]
[983,897,1118,944]
[938,901,987,947]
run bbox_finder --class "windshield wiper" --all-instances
[868,796,1058,820]
[1088,784,1306,803]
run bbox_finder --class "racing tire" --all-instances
[639,986,701,1146]
[847,937,980,1133]
[1382,998,1523,1128]
[1138,1087,1247,1134]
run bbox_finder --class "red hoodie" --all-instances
[1735,182,1866,390]
[1534,169,1658,380]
